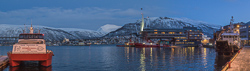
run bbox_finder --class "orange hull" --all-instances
[7,52,53,67]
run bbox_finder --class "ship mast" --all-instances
[30,20,34,34]
[229,16,234,33]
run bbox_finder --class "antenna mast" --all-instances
[30,20,34,34]
[23,24,26,33]
[230,16,234,33]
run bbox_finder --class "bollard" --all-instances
[228,61,231,68]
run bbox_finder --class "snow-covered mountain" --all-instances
[0,24,104,41]
[97,24,122,34]
[105,17,221,38]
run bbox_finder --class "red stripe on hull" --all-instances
[8,53,53,67]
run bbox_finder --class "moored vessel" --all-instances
[215,16,241,55]
[8,24,54,67]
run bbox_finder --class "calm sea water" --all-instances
[0,45,231,71]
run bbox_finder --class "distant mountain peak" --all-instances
[97,24,122,34]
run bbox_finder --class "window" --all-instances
[154,30,157,31]
[19,35,24,39]
[34,35,39,39]
[154,32,158,34]
[39,35,44,39]
[179,32,182,34]
[29,35,33,38]
[169,32,173,34]
[161,32,165,34]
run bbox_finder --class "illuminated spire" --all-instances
[140,13,144,32]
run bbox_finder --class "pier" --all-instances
[0,56,8,70]
[224,46,250,71]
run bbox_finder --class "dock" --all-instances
[0,56,9,70]
[224,46,250,71]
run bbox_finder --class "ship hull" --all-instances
[7,52,53,67]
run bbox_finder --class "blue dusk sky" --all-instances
[0,0,250,30]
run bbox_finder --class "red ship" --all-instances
[8,24,54,67]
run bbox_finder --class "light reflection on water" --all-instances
[0,45,231,71]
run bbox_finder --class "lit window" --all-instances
[169,32,173,34]
[176,40,179,41]
[173,32,175,34]
[237,25,240,28]
[190,30,192,31]
[161,32,165,34]
[154,30,157,31]
[154,32,158,34]
[179,32,182,34]
[197,35,199,36]
[190,35,192,36]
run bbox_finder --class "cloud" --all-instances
[0,7,142,30]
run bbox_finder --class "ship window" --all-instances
[34,35,39,39]
[29,35,33,38]
[19,35,24,39]
[24,35,29,39]
[39,35,44,39]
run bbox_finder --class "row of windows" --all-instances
[174,37,186,39]
[19,34,44,39]
[175,42,195,44]
[189,32,202,34]
[223,36,238,38]
[189,35,201,36]
[153,32,182,34]
[189,37,202,39]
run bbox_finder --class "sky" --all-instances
[0,0,250,30]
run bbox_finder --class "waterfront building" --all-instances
[240,22,250,45]
[141,26,202,46]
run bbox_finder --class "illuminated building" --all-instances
[141,26,203,46]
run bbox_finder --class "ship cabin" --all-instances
[18,33,45,44]
[221,33,240,46]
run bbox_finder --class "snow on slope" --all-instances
[97,24,122,34]
[0,24,104,41]
[105,17,221,38]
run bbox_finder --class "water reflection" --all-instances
[9,62,52,71]
[124,47,229,71]
[0,46,232,71]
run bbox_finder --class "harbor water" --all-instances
[0,45,231,71]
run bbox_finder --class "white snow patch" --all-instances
[98,24,122,34]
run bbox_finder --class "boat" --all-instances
[8,24,54,67]
[215,17,241,55]
[116,39,135,47]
